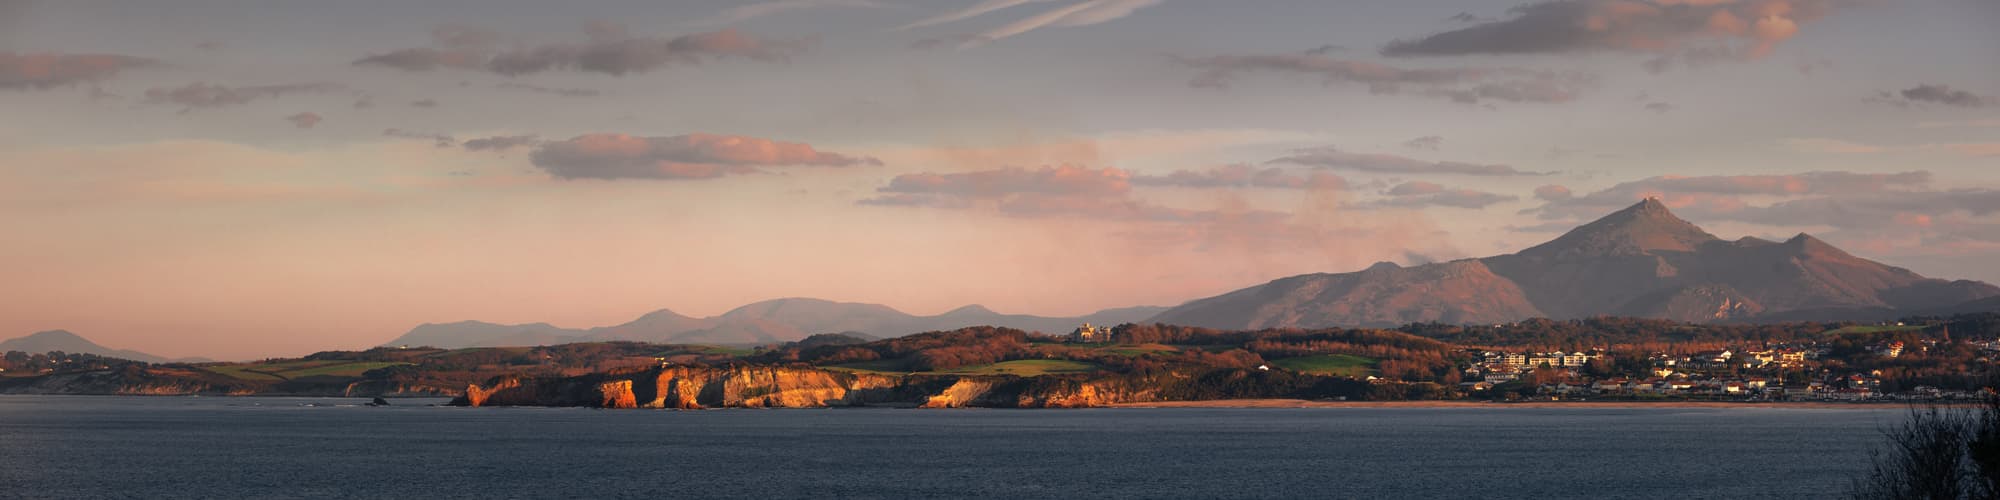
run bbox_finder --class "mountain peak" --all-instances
[0,330,167,363]
[23,329,86,341]
[1519,198,1719,258]
[1783,232,1848,257]
[632,308,693,321]
[942,304,999,316]
[1633,196,1670,213]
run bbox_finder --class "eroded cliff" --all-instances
[452,365,1161,409]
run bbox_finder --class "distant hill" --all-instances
[0,330,183,363]
[382,299,1169,349]
[1151,198,2000,329]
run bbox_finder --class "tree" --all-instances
[1852,397,2000,499]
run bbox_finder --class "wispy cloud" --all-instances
[462,135,543,153]
[383,128,458,148]
[1781,138,2000,158]
[1783,137,1885,154]
[284,112,322,129]
[1131,164,1347,190]
[1383,0,1839,71]
[530,133,881,180]
[1268,146,1553,177]
[356,24,811,76]
[858,164,1296,223]
[900,0,1053,30]
[901,0,1161,48]
[0,52,156,90]
[1175,51,1594,104]
[697,0,887,26]
[1362,181,1518,209]
[1871,83,1994,109]
[142,82,347,111]
[496,82,600,97]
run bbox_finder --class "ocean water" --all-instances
[0,396,1902,499]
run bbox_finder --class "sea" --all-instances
[0,396,1905,499]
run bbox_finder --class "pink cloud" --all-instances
[1383,0,1838,71]
[284,112,323,129]
[0,52,155,90]
[357,24,811,77]
[1132,164,1346,190]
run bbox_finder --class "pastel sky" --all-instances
[2,0,1997,359]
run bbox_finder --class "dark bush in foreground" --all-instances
[1853,397,2000,499]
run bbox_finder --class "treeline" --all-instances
[759,326,1037,372]
[1399,317,1836,351]
[0,351,150,375]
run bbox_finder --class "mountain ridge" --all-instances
[381,299,1170,349]
[1151,198,2000,329]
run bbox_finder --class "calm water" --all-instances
[0,396,1902,499]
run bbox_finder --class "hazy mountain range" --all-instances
[0,330,208,363]
[14,199,2000,357]
[381,299,1169,349]
[1150,199,2000,329]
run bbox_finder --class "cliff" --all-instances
[452,366,1158,409]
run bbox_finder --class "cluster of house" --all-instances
[1454,344,1982,402]
[1655,347,1819,370]
[1462,349,1603,379]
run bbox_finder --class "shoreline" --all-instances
[1104,399,1946,410]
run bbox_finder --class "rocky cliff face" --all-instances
[453,366,1157,409]
[456,366,907,409]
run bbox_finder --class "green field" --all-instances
[202,364,286,381]
[939,359,1099,376]
[827,358,1099,376]
[202,361,411,380]
[1269,354,1378,377]
[657,345,757,357]
[1096,344,1179,356]
[279,361,409,378]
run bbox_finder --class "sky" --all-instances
[1,0,1996,360]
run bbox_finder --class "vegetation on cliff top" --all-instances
[9,313,2000,401]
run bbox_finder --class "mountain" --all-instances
[382,299,1170,348]
[0,330,176,363]
[1151,199,2000,329]
[387,321,585,349]
[1149,260,1543,329]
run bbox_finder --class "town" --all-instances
[1075,317,2000,403]
[1453,342,1989,402]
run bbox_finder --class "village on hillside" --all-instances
[1068,320,1997,403]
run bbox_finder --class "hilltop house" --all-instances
[1070,323,1109,343]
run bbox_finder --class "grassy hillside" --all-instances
[941,359,1099,376]
[1269,354,1378,377]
